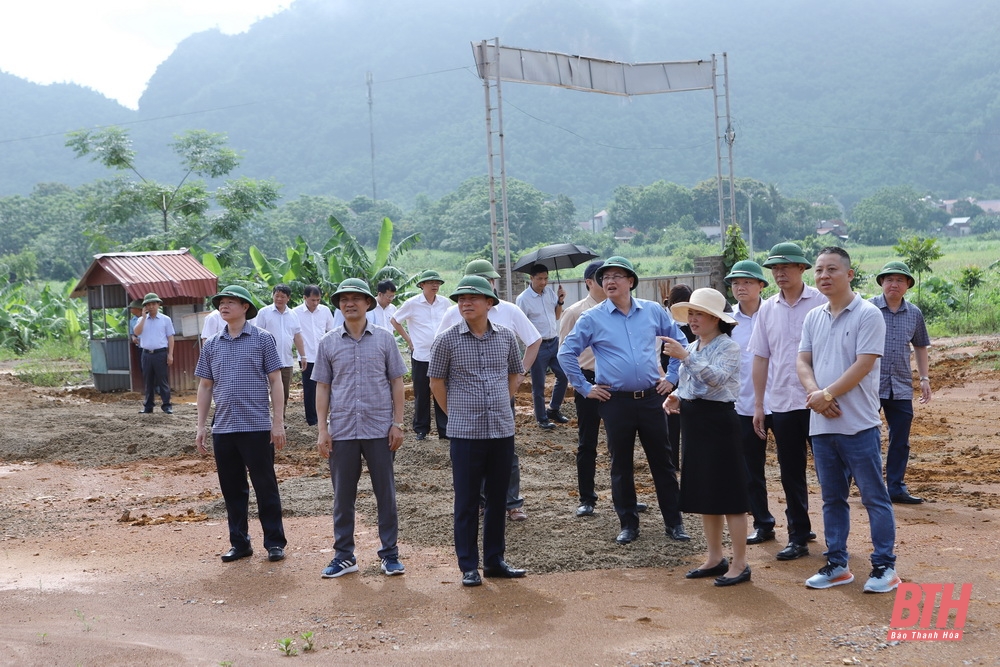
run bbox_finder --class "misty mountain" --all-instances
[3,0,1000,210]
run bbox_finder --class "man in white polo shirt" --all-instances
[293,284,337,426]
[516,264,568,430]
[254,284,306,411]
[391,270,450,440]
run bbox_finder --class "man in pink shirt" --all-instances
[747,242,827,561]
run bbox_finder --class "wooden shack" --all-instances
[71,250,218,392]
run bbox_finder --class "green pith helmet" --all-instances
[449,275,499,306]
[332,278,377,311]
[762,242,812,268]
[464,259,500,279]
[128,298,144,309]
[141,292,163,305]
[594,256,638,290]
[211,285,261,319]
[724,260,769,287]
[876,261,915,287]
[415,269,445,287]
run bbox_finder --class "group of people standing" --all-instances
[189,241,931,593]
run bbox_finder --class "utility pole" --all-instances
[366,71,376,201]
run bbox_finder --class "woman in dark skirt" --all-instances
[661,288,750,587]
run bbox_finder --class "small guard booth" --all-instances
[71,250,218,393]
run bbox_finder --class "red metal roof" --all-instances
[71,250,218,302]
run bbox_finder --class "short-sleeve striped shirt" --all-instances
[428,320,523,440]
[311,323,407,440]
[195,322,282,434]
[869,295,930,400]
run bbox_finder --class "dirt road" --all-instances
[1,337,998,665]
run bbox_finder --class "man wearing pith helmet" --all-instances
[313,278,408,578]
[133,292,175,414]
[429,275,527,587]
[195,285,288,564]
[435,259,542,521]
[869,261,931,505]
[724,260,777,546]
[747,242,827,561]
[558,256,691,546]
[392,270,451,440]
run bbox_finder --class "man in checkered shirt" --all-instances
[196,285,289,564]
[429,276,526,587]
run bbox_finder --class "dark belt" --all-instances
[142,347,168,354]
[610,387,658,400]
[542,337,557,342]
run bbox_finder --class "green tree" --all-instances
[248,215,419,302]
[66,127,280,250]
[958,265,985,320]
[893,235,943,304]
[851,187,948,244]
[722,223,748,274]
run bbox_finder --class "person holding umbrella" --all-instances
[516,264,568,429]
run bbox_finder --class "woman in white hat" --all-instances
[661,288,750,587]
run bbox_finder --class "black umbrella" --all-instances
[511,243,600,281]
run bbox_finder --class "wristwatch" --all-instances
[822,388,834,402]
[392,422,404,430]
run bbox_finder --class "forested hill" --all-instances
[3,0,1000,208]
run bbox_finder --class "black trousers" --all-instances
[140,348,171,410]
[302,362,318,426]
[599,392,682,531]
[411,357,447,437]
[575,369,602,506]
[771,409,812,543]
[739,414,775,530]
[451,436,515,572]
[212,430,287,550]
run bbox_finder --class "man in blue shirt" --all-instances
[133,293,175,414]
[195,285,288,563]
[869,261,932,504]
[558,256,691,545]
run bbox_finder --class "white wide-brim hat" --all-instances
[670,288,737,326]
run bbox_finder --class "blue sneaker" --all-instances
[863,566,901,594]
[805,562,854,589]
[321,557,358,578]
[381,557,405,576]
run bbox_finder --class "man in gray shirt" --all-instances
[430,276,526,587]
[313,279,407,579]
[797,246,899,594]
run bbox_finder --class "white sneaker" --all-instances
[805,562,855,589]
[863,566,901,593]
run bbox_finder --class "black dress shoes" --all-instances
[162,406,173,414]
[267,546,285,562]
[616,528,639,545]
[576,503,595,517]
[221,546,253,562]
[462,570,482,587]
[747,528,776,545]
[808,531,817,541]
[714,565,752,587]
[891,492,924,504]
[537,420,557,430]
[415,432,427,441]
[636,502,648,513]
[138,409,153,414]
[483,560,526,578]
[685,558,729,579]
[776,542,809,561]
[668,524,691,542]
[546,409,570,424]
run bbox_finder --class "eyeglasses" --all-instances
[601,273,630,282]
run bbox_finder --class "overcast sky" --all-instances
[0,0,290,109]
